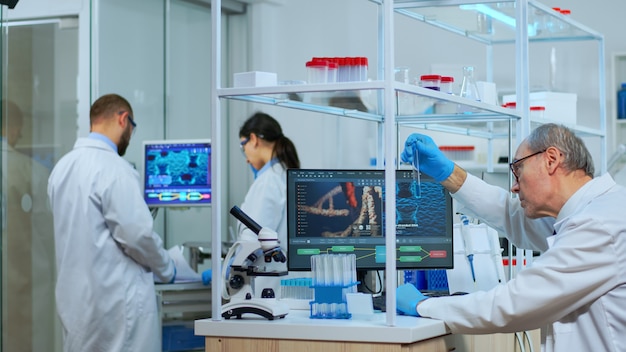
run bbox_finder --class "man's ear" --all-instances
[545,146,561,174]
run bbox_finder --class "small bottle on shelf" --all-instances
[306,60,328,84]
[530,106,546,120]
[327,61,338,83]
[358,57,369,81]
[434,76,456,114]
[440,76,455,95]
[419,74,442,91]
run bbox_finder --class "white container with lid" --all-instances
[418,74,442,91]
[306,60,328,84]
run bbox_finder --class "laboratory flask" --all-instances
[458,66,481,113]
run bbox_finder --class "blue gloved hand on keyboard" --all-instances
[396,283,428,317]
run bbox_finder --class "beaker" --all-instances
[458,66,481,113]
[394,67,410,84]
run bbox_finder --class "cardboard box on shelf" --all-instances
[502,91,577,125]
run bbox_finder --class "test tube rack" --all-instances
[309,281,359,319]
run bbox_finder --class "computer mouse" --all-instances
[451,291,469,296]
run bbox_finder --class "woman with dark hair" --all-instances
[237,111,300,249]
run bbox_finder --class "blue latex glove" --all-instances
[169,264,177,284]
[400,133,454,182]
[396,283,428,317]
[202,269,212,286]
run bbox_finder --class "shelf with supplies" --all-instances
[218,80,521,140]
[208,0,607,339]
[218,80,604,140]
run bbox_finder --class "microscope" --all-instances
[220,206,289,320]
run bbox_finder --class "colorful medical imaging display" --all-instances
[142,139,212,207]
[286,169,453,271]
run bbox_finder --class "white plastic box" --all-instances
[233,71,277,88]
[502,91,577,125]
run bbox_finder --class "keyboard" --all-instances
[372,295,387,312]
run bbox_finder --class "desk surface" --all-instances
[195,310,448,344]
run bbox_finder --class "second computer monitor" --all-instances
[142,139,212,207]
[286,169,453,271]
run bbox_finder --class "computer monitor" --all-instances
[286,169,453,271]
[142,139,212,207]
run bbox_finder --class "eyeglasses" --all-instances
[509,150,546,182]
[239,138,249,154]
[120,111,137,135]
[127,114,136,128]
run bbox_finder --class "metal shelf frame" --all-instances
[209,0,607,327]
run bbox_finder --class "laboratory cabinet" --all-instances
[204,1,606,352]
[156,282,211,352]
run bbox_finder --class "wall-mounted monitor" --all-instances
[286,169,453,271]
[142,139,212,207]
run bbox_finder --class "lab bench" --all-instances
[194,310,451,352]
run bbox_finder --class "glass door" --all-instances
[1,13,78,352]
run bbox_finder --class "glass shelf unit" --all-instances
[218,82,604,140]
[385,0,606,170]
[217,80,521,138]
[386,0,607,162]
[391,0,603,44]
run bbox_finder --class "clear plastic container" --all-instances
[395,67,410,84]
[336,58,348,82]
[434,76,456,114]
[419,74,442,91]
[327,61,338,83]
[530,106,546,119]
[306,60,328,84]
[358,57,368,81]
[504,102,516,109]
[440,76,455,94]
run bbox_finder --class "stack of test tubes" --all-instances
[306,57,368,83]
[309,253,358,319]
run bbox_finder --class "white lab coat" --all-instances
[48,137,175,352]
[2,140,55,352]
[418,173,626,352]
[238,160,288,296]
[238,160,287,247]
